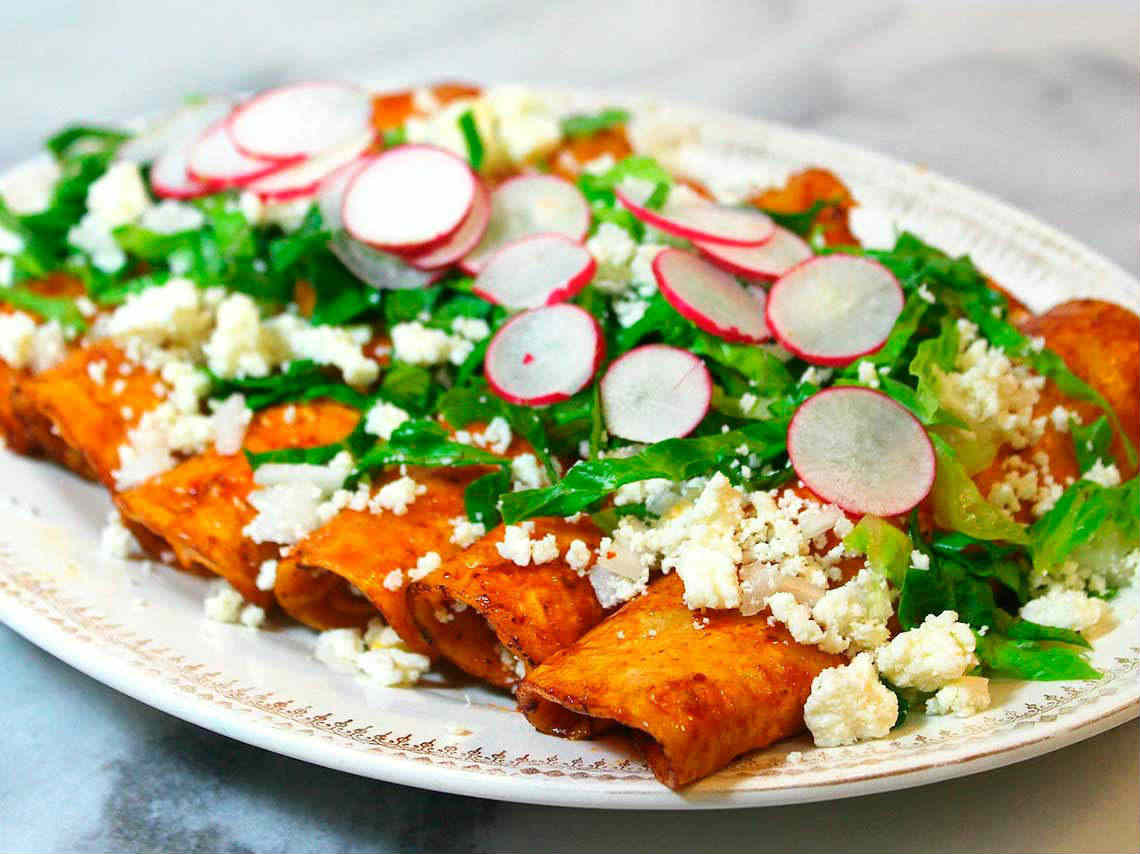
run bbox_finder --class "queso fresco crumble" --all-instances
[1,80,1136,755]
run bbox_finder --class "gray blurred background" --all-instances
[2,0,1137,273]
[2,1,1138,852]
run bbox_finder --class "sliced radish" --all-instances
[342,145,476,252]
[316,157,371,230]
[696,225,812,281]
[473,233,595,309]
[615,187,774,247]
[187,119,284,188]
[151,147,216,200]
[329,232,443,291]
[403,181,491,270]
[652,248,770,343]
[787,387,935,517]
[227,81,373,163]
[460,174,590,273]
[484,304,603,406]
[766,255,903,366]
[120,96,233,165]
[600,345,712,443]
[242,130,374,202]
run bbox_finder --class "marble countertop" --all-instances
[1,1,1137,851]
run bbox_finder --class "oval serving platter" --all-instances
[0,87,1136,809]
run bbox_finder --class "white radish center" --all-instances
[767,255,903,364]
[475,234,594,309]
[601,345,712,443]
[342,146,474,248]
[696,225,812,280]
[462,175,589,271]
[485,305,600,404]
[787,387,935,517]
[229,82,373,160]
[653,249,770,343]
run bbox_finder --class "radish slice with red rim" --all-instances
[766,255,903,366]
[484,304,603,406]
[122,96,233,166]
[615,186,774,247]
[151,147,216,200]
[316,157,371,230]
[227,81,373,163]
[460,174,590,273]
[329,232,444,291]
[404,181,491,271]
[696,225,812,281]
[187,119,284,188]
[342,144,476,252]
[652,248,771,343]
[473,233,596,309]
[600,344,712,443]
[243,130,374,202]
[787,386,935,517]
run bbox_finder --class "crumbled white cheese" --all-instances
[875,610,977,692]
[564,538,592,574]
[383,568,404,591]
[1083,458,1121,488]
[405,87,560,171]
[98,277,215,358]
[372,475,426,516]
[363,400,409,440]
[856,360,880,389]
[478,416,512,455]
[449,516,486,549]
[210,393,252,455]
[98,511,141,562]
[203,580,263,628]
[987,451,1064,519]
[87,161,150,228]
[629,243,667,291]
[408,551,442,582]
[510,453,549,491]
[496,524,535,566]
[938,320,1046,451]
[810,568,894,653]
[357,620,431,686]
[910,549,931,570]
[586,222,638,294]
[925,676,991,717]
[1020,588,1108,633]
[255,559,278,592]
[390,320,472,367]
[139,199,206,234]
[68,214,126,273]
[803,653,898,747]
[530,533,560,565]
[0,314,66,373]
[203,293,280,379]
[450,316,490,341]
[265,314,379,386]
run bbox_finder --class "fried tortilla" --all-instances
[114,400,358,606]
[972,299,1140,517]
[408,517,605,688]
[12,341,164,484]
[273,466,481,655]
[517,573,842,788]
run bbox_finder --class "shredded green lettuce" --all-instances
[930,434,1029,544]
[500,419,787,522]
[842,515,912,585]
[560,108,630,139]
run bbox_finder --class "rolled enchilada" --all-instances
[517,573,842,788]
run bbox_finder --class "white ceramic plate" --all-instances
[1,89,1137,810]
